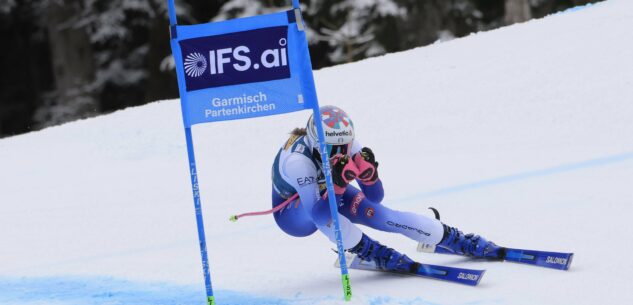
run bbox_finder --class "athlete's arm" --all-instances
[350,139,385,203]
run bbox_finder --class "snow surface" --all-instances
[2,1,633,304]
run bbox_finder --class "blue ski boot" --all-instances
[349,234,419,272]
[436,225,505,259]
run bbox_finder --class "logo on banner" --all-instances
[184,52,208,77]
[179,26,290,91]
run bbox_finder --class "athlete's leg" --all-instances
[300,190,364,249]
[272,189,317,237]
[315,215,363,250]
[339,186,444,246]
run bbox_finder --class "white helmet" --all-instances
[306,105,354,156]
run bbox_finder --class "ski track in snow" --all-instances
[394,151,633,204]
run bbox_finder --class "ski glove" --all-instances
[330,154,359,194]
[353,147,379,185]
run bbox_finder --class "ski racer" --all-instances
[268,105,503,272]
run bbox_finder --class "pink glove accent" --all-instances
[330,154,360,195]
[353,153,377,185]
[333,185,347,195]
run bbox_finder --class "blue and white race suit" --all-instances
[271,133,444,249]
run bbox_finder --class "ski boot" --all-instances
[436,225,505,259]
[349,234,419,273]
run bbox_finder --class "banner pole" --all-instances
[167,0,177,26]
[184,128,216,305]
[167,1,216,304]
[311,105,353,301]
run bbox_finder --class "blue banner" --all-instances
[168,3,352,302]
[170,10,315,127]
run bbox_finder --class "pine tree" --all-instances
[298,0,405,66]
[213,0,287,21]
[504,0,532,25]
[35,0,97,127]
[75,0,164,111]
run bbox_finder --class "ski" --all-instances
[418,243,574,270]
[500,248,573,270]
[336,254,485,286]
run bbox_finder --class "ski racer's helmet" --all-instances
[306,105,354,156]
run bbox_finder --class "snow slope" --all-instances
[2,1,633,304]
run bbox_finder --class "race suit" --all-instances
[271,134,444,249]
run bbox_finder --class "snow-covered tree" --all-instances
[34,0,97,127]
[305,0,405,64]
[79,0,155,87]
[505,0,531,25]
[82,1,166,108]
[0,0,607,137]
[213,0,287,21]
[213,0,406,65]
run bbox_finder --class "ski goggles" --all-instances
[326,143,350,157]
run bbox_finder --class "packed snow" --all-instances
[1,1,633,304]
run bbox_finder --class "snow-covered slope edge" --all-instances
[2,1,633,305]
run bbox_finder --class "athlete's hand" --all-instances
[353,147,379,185]
[330,154,359,194]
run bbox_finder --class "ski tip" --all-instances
[563,253,574,270]
[475,270,486,286]
[547,252,574,271]
[462,269,486,286]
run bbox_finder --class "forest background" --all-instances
[0,0,602,137]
